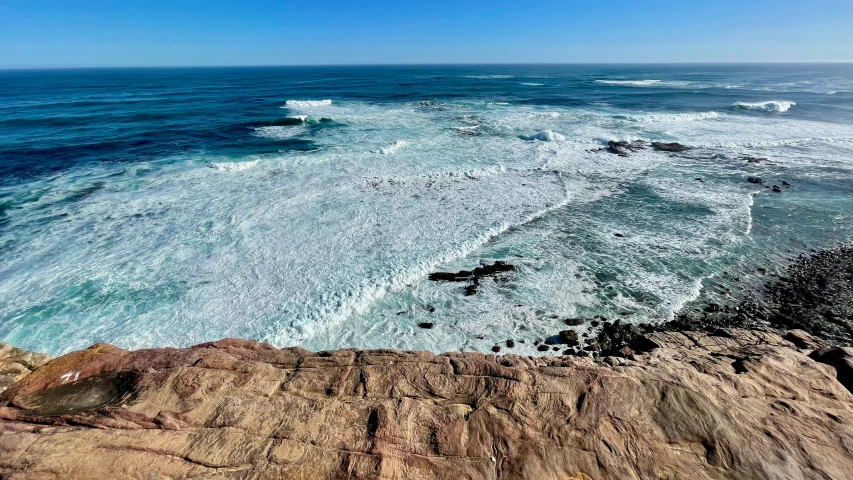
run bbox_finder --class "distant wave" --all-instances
[463,75,514,79]
[519,82,544,86]
[284,99,332,107]
[596,79,738,89]
[828,91,837,95]
[523,130,565,142]
[732,100,796,112]
[615,111,720,123]
[210,160,259,172]
[596,79,663,87]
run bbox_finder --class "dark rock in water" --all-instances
[695,178,704,182]
[506,339,515,348]
[428,271,472,282]
[417,322,434,329]
[424,305,436,313]
[782,181,791,187]
[606,140,646,157]
[544,339,555,346]
[552,346,560,351]
[564,318,584,326]
[747,177,764,184]
[583,344,597,352]
[562,348,575,355]
[651,142,690,152]
[472,261,515,278]
[491,345,501,353]
[536,344,550,352]
[558,330,579,346]
[429,261,516,296]
[533,340,541,346]
[614,233,624,238]
[772,185,782,193]
[590,320,600,327]
[742,155,769,163]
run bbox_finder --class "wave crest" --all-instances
[210,160,259,172]
[523,130,566,142]
[378,140,407,155]
[615,112,720,123]
[285,99,332,107]
[596,79,662,87]
[732,100,795,112]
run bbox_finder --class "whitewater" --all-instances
[1,64,853,356]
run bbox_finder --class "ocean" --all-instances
[1,64,852,356]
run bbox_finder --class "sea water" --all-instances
[1,64,852,355]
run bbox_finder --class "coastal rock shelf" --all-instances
[2,330,853,479]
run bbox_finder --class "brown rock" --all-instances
[1,332,853,479]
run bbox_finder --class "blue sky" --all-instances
[1,0,851,68]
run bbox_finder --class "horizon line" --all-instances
[2,61,853,71]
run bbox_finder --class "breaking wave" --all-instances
[523,130,566,142]
[210,159,259,172]
[732,101,796,112]
[615,111,720,123]
[378,140,407,155]
[284,99,332,107]
[596,79,662,87]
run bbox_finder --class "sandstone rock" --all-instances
[1,332,853,479]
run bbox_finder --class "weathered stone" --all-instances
[1,331,853,479]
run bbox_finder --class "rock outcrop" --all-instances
[2,329,853,479]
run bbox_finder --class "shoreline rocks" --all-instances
[2,329,853,479]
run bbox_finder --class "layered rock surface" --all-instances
[2,330,853,479]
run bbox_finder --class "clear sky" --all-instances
[1,0,851,68]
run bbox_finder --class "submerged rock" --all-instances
[606,139,646,156]
[428,261,516,296]
[651,142,691,152]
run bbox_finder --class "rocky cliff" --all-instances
[2,328,853,479]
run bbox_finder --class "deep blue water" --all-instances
[2,64,853,355]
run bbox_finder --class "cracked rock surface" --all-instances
[2,329,853,479]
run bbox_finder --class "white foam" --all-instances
[5,96,853,357]
[524,130,566,142]
[253,125,308,139]
[209,160,259,172]
[378,140,407,155]
[615,111,720,123]
[520,82,544,86]
[732,100,796,112]
[284,99,332,107]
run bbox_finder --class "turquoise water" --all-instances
[1,65,853,355]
